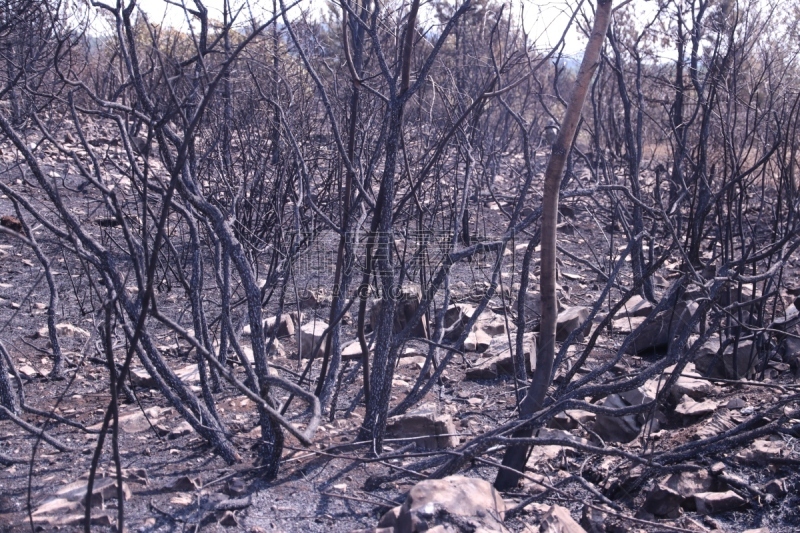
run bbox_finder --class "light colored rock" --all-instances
[690,409,737,440]
[131,364,199,389]
[476,313,510,337]
[612,316,646,333]
[538,505,586,533]
[694,491,746,515]
[617,295,654,318]
[87,406,165,433]
[299,321,328,359]
[735,439,787,463]
[37,323,91,339]
[548,410,596,431]
[668,363,717,401]
[168,421,193,439]
[556,307,590,341]
[385,412,459,450]
[394,476,507,533]
[18,364,38,378]
[464,328,492,352]
[625,301,698,354]
[342,340,368,360]
[661,470,713,505]
[674,395,718,417]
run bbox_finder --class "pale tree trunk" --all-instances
[495,0,614,490]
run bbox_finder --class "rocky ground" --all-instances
[1,142,800,532]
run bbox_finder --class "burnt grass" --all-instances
[1,159,800,533]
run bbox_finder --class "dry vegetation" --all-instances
[1,0,800,531]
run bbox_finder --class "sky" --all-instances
[122,0,593,55]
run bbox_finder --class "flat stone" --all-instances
[643,485,682,518]
[168,421,193,439]
[625,301,698,354]
[556,307,590,341]
[735,439,787,463]
[618,295,654,318]
[394,476,508,533]
[538,504,587,533]
[299,321,328,359]
[592,394,641,444]
[696,339,760,379]
[675,395,718,417]
[694,491,746,515]
[371,285,427,338]
[464,328,492,352]
[385,412,459,450]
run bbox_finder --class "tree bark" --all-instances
[494,0,614,491]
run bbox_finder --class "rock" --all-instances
[299,321,328,358]
[342,340,369,359]
[378,506,402,529]
[643,485,682,518]
[242,314,297,338]
[617,295,654,318]
[539,505,586,533]
[18,364,38,378]
[385,411,459,450]
[556,307,590,341]
[735,439,787,464]
[625,301,698,354]
[130,364,199,389]
[168,421,194,439]
[464,328,492,352]
[443,303,475,340]
[527,429,590,464]
[215,497,252,511]
[394,475,507,533]
[580,505,606,533]
[523,291,565,320]
[674,395,718,418]
[548,410,596,431]
[611,316,646,333]
[466,334,535,380]
[172,475,202,491]
[476,313,509,337]
[668,363,717,401]
[763,478,787,497]
[226,478,247,497]
[660,470,713,509]
[618,380,659,406]
[694,491,746,515]
[591,394,641,443]
[695,338,760,379]
[218,510,239,526]
[371,285,428,338]
[298,288,327,310]
[690,409,737,440]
